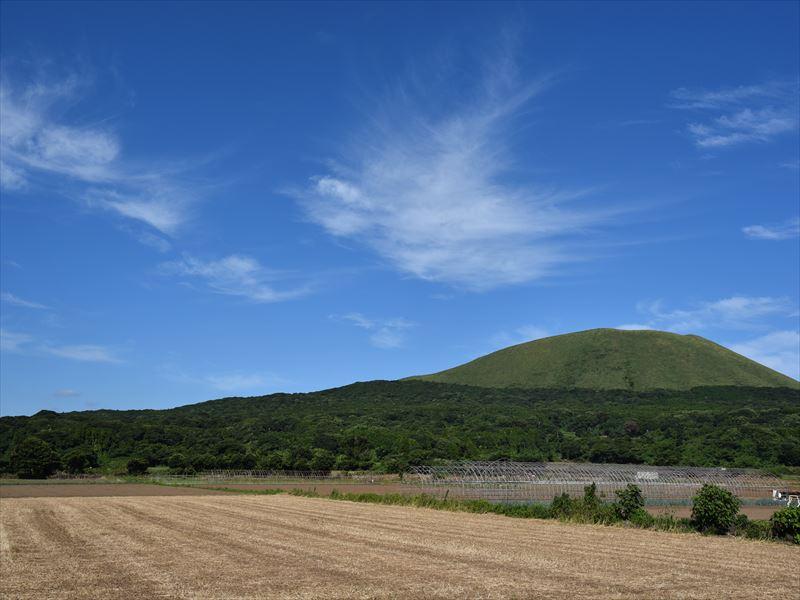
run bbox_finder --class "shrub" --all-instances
[309,448,336,472]
[126,457,150,476]
[629,507,654,528]
[582,483,599,508]
[9,437,61,479]
[589,502,621,525]
[550,493,576,518]
[167,453,188,470]
[740,518,773,541]
[691,484,740,534]
[614,484,645,520]
[732,513,749,535]
[770,506,800,544]
[62,447,99,474]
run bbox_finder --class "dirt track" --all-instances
[0,483,227,498]
[1,494,797,599]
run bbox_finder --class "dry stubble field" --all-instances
[1,490,798,599]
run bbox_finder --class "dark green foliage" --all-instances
[167,453,189,470]
[628,507,655,528]
[691,484,741,534]
[62,447,99,474]
[770,506,800,544]
[9,436,61,479]
[309,448,336,472]
[743,519,774,540]
[414,329,800,390]
[732,514,773,541]
[583,482,599,508]
[550,493,576,518]
[126,457,150,475]
[0,381,797,474]
[615,484,645,520]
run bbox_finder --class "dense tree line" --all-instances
[1,381,798,477]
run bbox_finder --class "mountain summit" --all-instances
[412,328,798,391]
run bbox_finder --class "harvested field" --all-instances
[0,483,227,498]
[1,495,797,599]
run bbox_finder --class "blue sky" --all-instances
[1,1,798,416]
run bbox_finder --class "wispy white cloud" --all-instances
[118,226,172,253]
[670,81,798,149]
[670,82,793,110]
[742,217,800,241]
[2,259,23,269]
[332,312,415,349]
[42,344,122,363]
[615,323,654,331]
[84,188,189,235]
[687,109,797,148]
[53,388,80,397]
[0,328,122,363]
[0,161,27,190]
[289,50,621,290]
[614,119,661,127]
[730,330,800,380]
[0,69,202,240]
[203,373,268,392]
[1,291,49,309]
[0,329,33,353]
[160,364,284,393]
[779,159,800,170]
[490,325,550,349]
[160,254,312,303]
[634,296,795,332]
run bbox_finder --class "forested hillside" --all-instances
[1,381,798,476]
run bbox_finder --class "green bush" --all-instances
[582,483,600,508]
[629,507,655,528]
[691,484,741,534]
[62,447,99,474]
[732,513,749,534]
[614,484,645,520]
[9,437,61,479]
[550,493,576,519]
[741,518,773,541]
[587,502,620,525]
[126,457,150,476]
[770,506,800,544]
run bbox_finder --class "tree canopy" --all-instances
[1,381,798,475]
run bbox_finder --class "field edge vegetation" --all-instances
[172,482,800,545]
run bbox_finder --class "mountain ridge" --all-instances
[411,328,798,391]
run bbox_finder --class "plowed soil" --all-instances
[1,494,796,599]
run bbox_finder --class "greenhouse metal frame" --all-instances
[407,461,785,502]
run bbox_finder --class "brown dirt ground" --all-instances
[0,483,228,498]
[648,504,782,520]
[205,482,411,495]
[1,494,797,599]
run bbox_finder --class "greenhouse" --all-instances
[407,460,785,502]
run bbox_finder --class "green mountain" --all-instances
[413,328,799,390]
[2,382,799,474]
[2,328,798,477]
